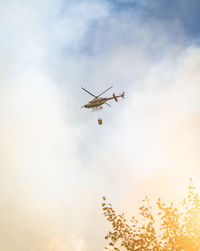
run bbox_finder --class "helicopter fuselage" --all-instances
[83,93,124,108]
[84,98,107,108]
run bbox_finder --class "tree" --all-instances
[102,179,200,251]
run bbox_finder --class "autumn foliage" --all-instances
[102,179,200,251]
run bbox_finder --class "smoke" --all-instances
[0,0,200,251]
[32,234,87,251]
[82,46,200,219]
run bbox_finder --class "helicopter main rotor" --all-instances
[81,86,113,100]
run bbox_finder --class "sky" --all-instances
[0,0,200,250]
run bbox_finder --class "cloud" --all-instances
[107,0,200,37]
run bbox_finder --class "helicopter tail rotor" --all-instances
[121,92,125,98]
[113,93,118,102]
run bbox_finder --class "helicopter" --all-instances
[81,86,125,110]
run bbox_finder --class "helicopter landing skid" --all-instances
[91,106,103,112]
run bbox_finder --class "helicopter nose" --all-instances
[81,104,88,108]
